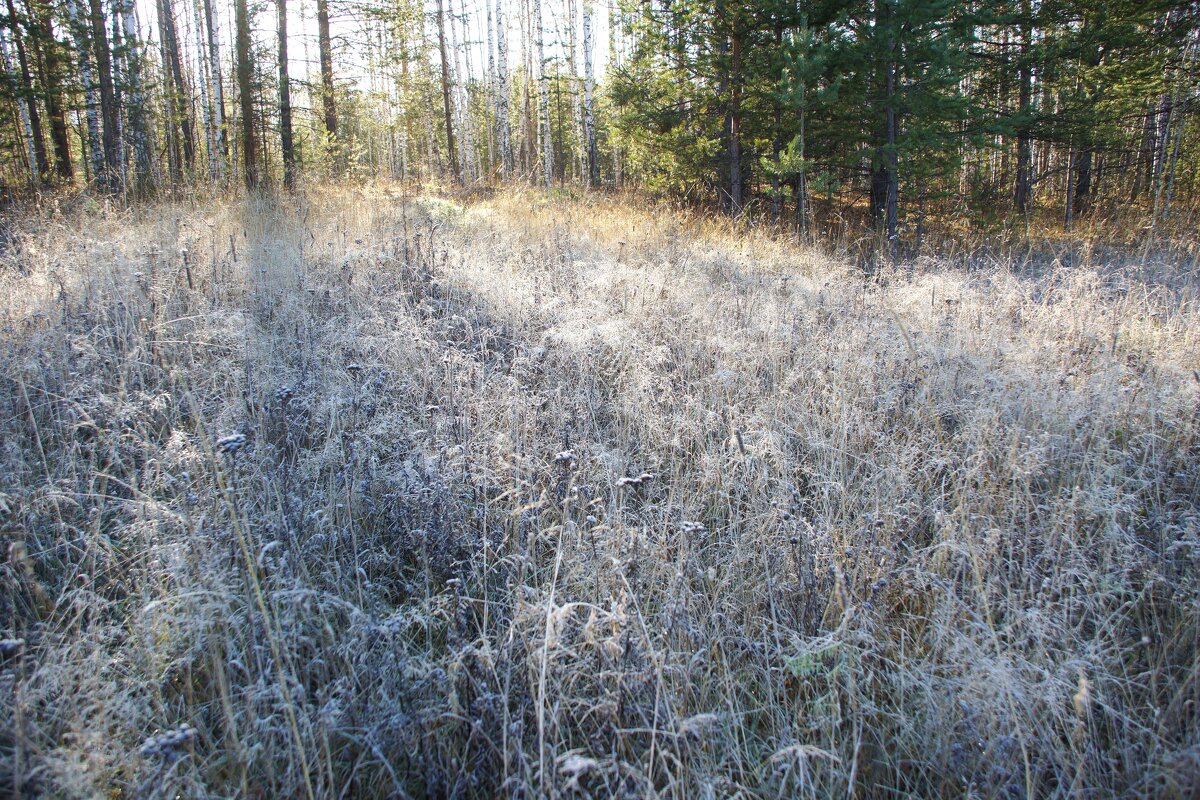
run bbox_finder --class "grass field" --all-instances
[1,186,1199,798]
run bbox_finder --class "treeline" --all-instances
[0,0,607,196]
[0,0,1197,236]
[613,0,1200,236]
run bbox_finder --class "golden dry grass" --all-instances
[1,185,1199,798]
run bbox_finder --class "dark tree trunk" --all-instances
[30,6,72,180]
[728,21,743,214]
[278,0,294,187]
[867,2,899,254]
[1131,103,1155,202]
[316,0,337,145]
[157,0,194,171]
[437,0,459,181]
[234,0,257,189]
[158,8,180,183]
[1013,0,1032,213]
[1072,145,1093,219]
[771,22,781,224]
[870,157,888,225]
[87,0,120,187]
[883,16,898,252]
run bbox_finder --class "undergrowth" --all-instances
[1,185,1198,798]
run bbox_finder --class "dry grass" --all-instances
[1,184,1198,798]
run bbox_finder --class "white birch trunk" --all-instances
[120,0,154,186]
[534,0,551,186]
[495,0,512,175]
[190,0,216,179]
[520,0,531,174]
[608,0,621,184]
[447,1,474,182]
[455,0,480,180]
[65,0,106,182]
[566,0,582,180]
[485,0,495,176]
[582,1,596,185]
[202,0,225,179]
[108,0,128,186]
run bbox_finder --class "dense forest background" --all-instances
[1,0,1198,239]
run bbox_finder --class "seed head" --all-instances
[617,471,654,489]
[217,433,247,456]
[140,724,196,761]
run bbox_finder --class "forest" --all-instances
[2,0,1200,798]
[0,0,1197,239]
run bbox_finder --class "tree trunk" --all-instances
[450,0,477,181]
[316,0,337,154]
[87,0,120,187]
[1064,144,1076,229]
[203,0,226,177]
[870,1,899,254]
[191,0,216,179]
[157,0,194,174]
[234,0,257,189]
[714,0,742,215]
[1013,0,1032,213]
[885,31,898,252]
[156,0,179,181]
[535,0,551,186]
[728,24,743,214]
[608,0,620,186]
[30,5,73,180]
[0,30,37,183]
[522,0,534,175]
[278,0,294,187]
[436,0,458,181]
[64,0,104,183]
[495,0,511,176]
[582,0,597,185]
[1131,103,1154,201]
[2,0,48,180]
[485,0,495,176]
[797,109,808,239]
[567,0,581,179]
[1162,88,1187,217]
[1072,146,1092,220]
[771,23,781,224]
[117,0,153,190]
[106,0,126,185]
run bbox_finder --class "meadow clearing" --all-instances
[1,186,1199,798]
